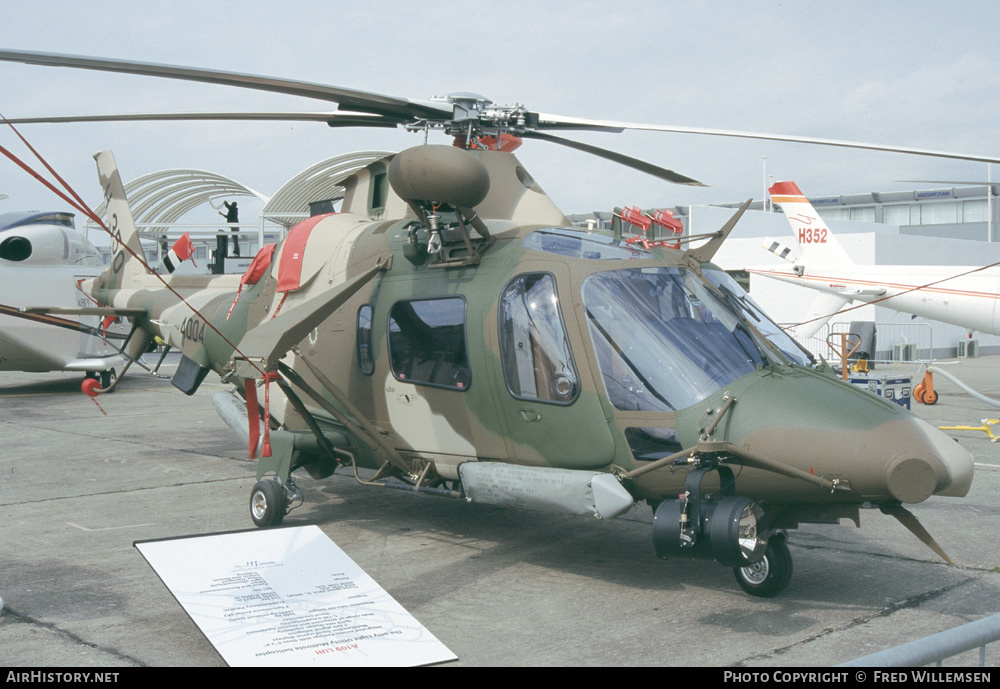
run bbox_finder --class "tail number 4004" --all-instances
[181,316,206,345]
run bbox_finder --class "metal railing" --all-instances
[838,612,1000,666]
[782,322,935,365]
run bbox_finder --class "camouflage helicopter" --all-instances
[0,50,985,598]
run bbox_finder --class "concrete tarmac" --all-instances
[1,355,998,667]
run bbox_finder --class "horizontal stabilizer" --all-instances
[20,305,147,317]
[761,238,797,263]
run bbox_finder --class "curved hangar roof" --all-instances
[93,169,269,229]
[91,151,393,230]
[262,150,393,227]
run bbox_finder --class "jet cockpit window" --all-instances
[499,273,579,405]
[524,227,654,260]
[389,297,471,390]
[583,267,769,412]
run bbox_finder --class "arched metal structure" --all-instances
[88,151,394,233]
[262,151,393,228]
[92,169,269,230]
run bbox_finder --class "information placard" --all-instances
[135,525,456,666]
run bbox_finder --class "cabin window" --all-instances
[357,304,374,375]
[388,297,470,390]
[499,273,579,405]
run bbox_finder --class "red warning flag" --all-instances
[173,232,194,261]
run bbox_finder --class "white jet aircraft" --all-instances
[748,181,1000,339]
[0,210,125,385]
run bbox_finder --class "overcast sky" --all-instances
[2,0,999,230]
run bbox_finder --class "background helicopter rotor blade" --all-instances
[0,112,405,127]
[535,112,1000,165]
[0,49,451,120]
[520,131,705,186]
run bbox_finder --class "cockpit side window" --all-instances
[499,273,579,405]
[389,297,470,390]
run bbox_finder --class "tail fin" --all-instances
[768,181,854,270]
[95,150,147,290]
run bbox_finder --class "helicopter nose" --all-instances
[724,372,974,504]
[884,416,974,502]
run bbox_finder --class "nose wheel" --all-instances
[733,535,792,597]
[250,479,288,527]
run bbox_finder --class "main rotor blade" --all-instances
[521,131,706,186]
[536,112,1000,165]
[1,111,404,128]
[0,49,451,121]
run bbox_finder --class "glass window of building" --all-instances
[850,206,876,223]
[922,201,959,225]
[883,204,911,226]
[963,199,987,223]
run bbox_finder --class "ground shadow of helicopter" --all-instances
[0,49,985,597]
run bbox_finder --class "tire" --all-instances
[250,480,286,528]
[914,384,926,404]
[100,368,116,391]
[733,536,793,598]
[923,389,938,405]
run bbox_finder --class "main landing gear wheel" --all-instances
[733,535,793,598]
[250,479,287,528]
[100,368,116,391]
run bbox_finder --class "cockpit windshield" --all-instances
[702,268,813,368]
[583,267,782,412]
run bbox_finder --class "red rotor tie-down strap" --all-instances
[261,371,281,458]
[244,378,260,459]
[244,372,280,458]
